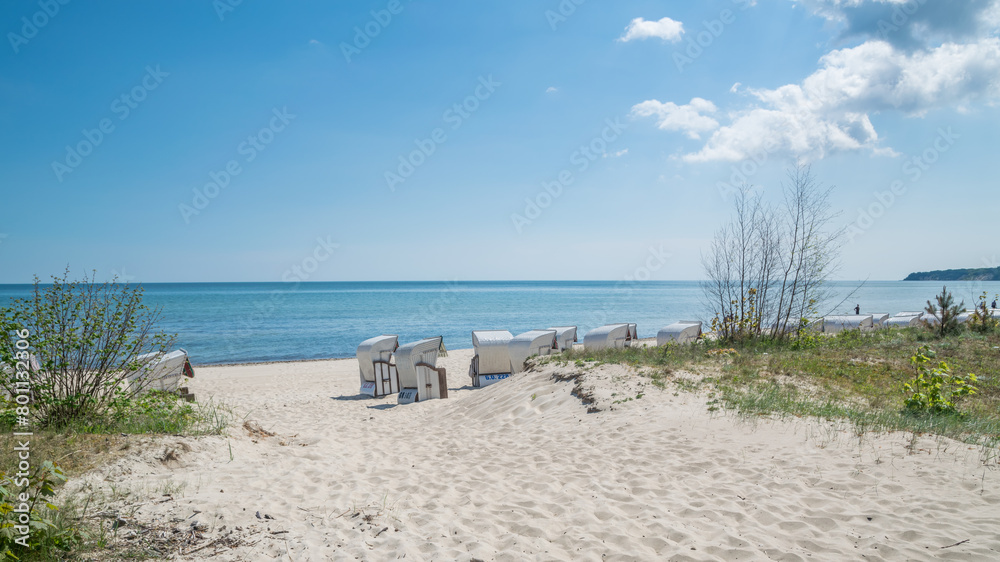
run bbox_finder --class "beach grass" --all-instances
[553,327,1000,448]
[0,393,235,560]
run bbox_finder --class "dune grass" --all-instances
[556,328,1000,449]
[0,392,234,560]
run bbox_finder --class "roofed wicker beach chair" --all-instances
[396,336,448,404]
[956,311,974,323]
[583,323,636,351]
[885,313,923,328]
[548,326,578,352]
[356,335,399,397]
[469,330,514,388]
[128,349,195,393]
[509,330,558,374]
[869,313,890,326]
[656,321,702,345]
[823,315,874,334]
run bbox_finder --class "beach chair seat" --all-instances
[396,337,447,404]
[469,330,513,387]
[356,335,399,397]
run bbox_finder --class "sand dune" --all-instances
[70,349,1000,560]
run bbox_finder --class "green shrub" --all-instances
[903,346,977,415]
[1,461,81,558]
[969,291,999,334]
[0,269,176,428]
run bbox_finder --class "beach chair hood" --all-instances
[657,321,702,345]
[508,330,557,374]
[547,326,578,352]
[583,324,632,351]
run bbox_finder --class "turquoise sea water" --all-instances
[2,281,999,366]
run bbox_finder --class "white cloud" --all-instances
[637,38,1000,162]
[546,86,558,94]
[631,98,719,139]
[603,149,629,158]
[619,17,685,43]
[797,0,1000,49]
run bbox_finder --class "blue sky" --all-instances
[1,0,997,283]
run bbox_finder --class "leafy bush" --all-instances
[903,346,977,415]
[969,291,999,334]
[0,270,176,428]
[709,287,762,345]
[1,461,81,558]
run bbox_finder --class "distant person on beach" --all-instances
[993,299,997,310]
[855,304,860,315]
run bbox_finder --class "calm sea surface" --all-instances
[2,281,999,365]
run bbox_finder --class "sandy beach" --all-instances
[69,348,1000,561]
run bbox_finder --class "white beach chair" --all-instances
[885,314,923,328]
[869,313,890,327]
[823,315,874,334]
[469,330,513,388]
[395,337,447,404]
[129,349,194,393]
[509,330,558,374]
[547,326,578,352]
[356,335,399,397]
[583,324,635,351]
[656,321,702,345]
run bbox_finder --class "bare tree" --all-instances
[703,166,843,343]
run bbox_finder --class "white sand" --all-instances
[71,349,1000,560]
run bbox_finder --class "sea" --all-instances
[2,280,999,366]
